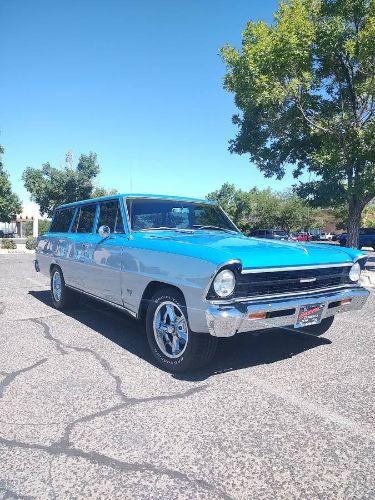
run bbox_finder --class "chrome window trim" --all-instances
[208,283,360,305]
[241,263,352,274]
[95,198,127,235]
[123,196,241,235]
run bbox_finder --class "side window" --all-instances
[73,204,97,233]
[49,208,75,233]
[97,200,125,233]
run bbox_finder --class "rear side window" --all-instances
[72,204,97,233]
[49,208,75,233]
[97,200,125,233]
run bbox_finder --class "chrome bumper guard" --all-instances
[206,286,370,337]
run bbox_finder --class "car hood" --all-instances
[130,231,365,269]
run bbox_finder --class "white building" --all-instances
[0,202,41,238]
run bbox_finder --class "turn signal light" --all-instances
[340,298,352,305]
[248,311,267,320]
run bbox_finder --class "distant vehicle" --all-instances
[250,229,288,240]
[339,228,375,250]
[319,232,334,241]
[290,232,311,242]
[0,230,15,238]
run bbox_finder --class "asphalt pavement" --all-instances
[0,253,374,499]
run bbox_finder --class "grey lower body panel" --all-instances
[206,287,370,337]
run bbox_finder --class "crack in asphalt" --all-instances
[29,318,69,355]
[0,479,35,499]
[0,302,5,315]
[30,317,127,400]
[1,316,231,497]
[0,436,232,499]
[54,384,208,448]
[0,359,48,399]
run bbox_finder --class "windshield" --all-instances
[126,198,239,233]
[273,230,287,236]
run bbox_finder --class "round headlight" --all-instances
[213,269,236,298]
[349,262,361,282]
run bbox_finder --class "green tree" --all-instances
[22,152,100,217]
[38,219,50,235]
[0,146,22,222]
[222,0,375,248]
[91,187,119,198]
[207,183,309,232]
[276,192,310,233]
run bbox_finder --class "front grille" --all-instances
[234,266,351,298]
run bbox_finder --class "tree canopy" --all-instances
[0,145,22,222]
[221,0,375,247]
[23,152,101,217]
[91,187,119,198]
[206,182,313,233]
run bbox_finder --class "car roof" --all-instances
[57,193,215,210]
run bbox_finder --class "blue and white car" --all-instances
[35,194,369,372]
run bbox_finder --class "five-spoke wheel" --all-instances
[153,301,188,358]
[146,287,217,373]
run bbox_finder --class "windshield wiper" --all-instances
[192,225,237,234]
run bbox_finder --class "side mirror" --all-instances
[98,225,111,239]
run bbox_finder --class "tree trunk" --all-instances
[347,199,362,248]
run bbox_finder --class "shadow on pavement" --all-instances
[29,290,331,381]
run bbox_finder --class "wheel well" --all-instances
[138,281,185,321]
[49,263,60,275]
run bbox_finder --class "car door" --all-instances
[68,203,98,292]
[88,199,126,305]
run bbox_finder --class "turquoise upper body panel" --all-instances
[127,230,365,269]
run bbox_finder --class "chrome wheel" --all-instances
[153,301,188,359]
[52,270,62,302]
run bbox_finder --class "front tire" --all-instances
[50,267,75,310]
[145,287,217,373]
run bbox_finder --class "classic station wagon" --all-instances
[35,194,369,372]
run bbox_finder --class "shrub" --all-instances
[24,220,33,236]
[26,236,37,250]
[1,239,17,250]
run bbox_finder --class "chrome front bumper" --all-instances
[206,286,370,337]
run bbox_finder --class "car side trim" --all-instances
[66,284,138,318]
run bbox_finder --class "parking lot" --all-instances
[0,253,374,499]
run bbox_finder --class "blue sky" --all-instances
[0,0,300,204]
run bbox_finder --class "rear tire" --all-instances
[298,315,335,336]
[145,287,217,373]
[50,266,76,310]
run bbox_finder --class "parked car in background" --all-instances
[339,228,375,250]
[35,194,369,372]
[250,229,288,240]
[319,232,334,241]
[290,232,311,242]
